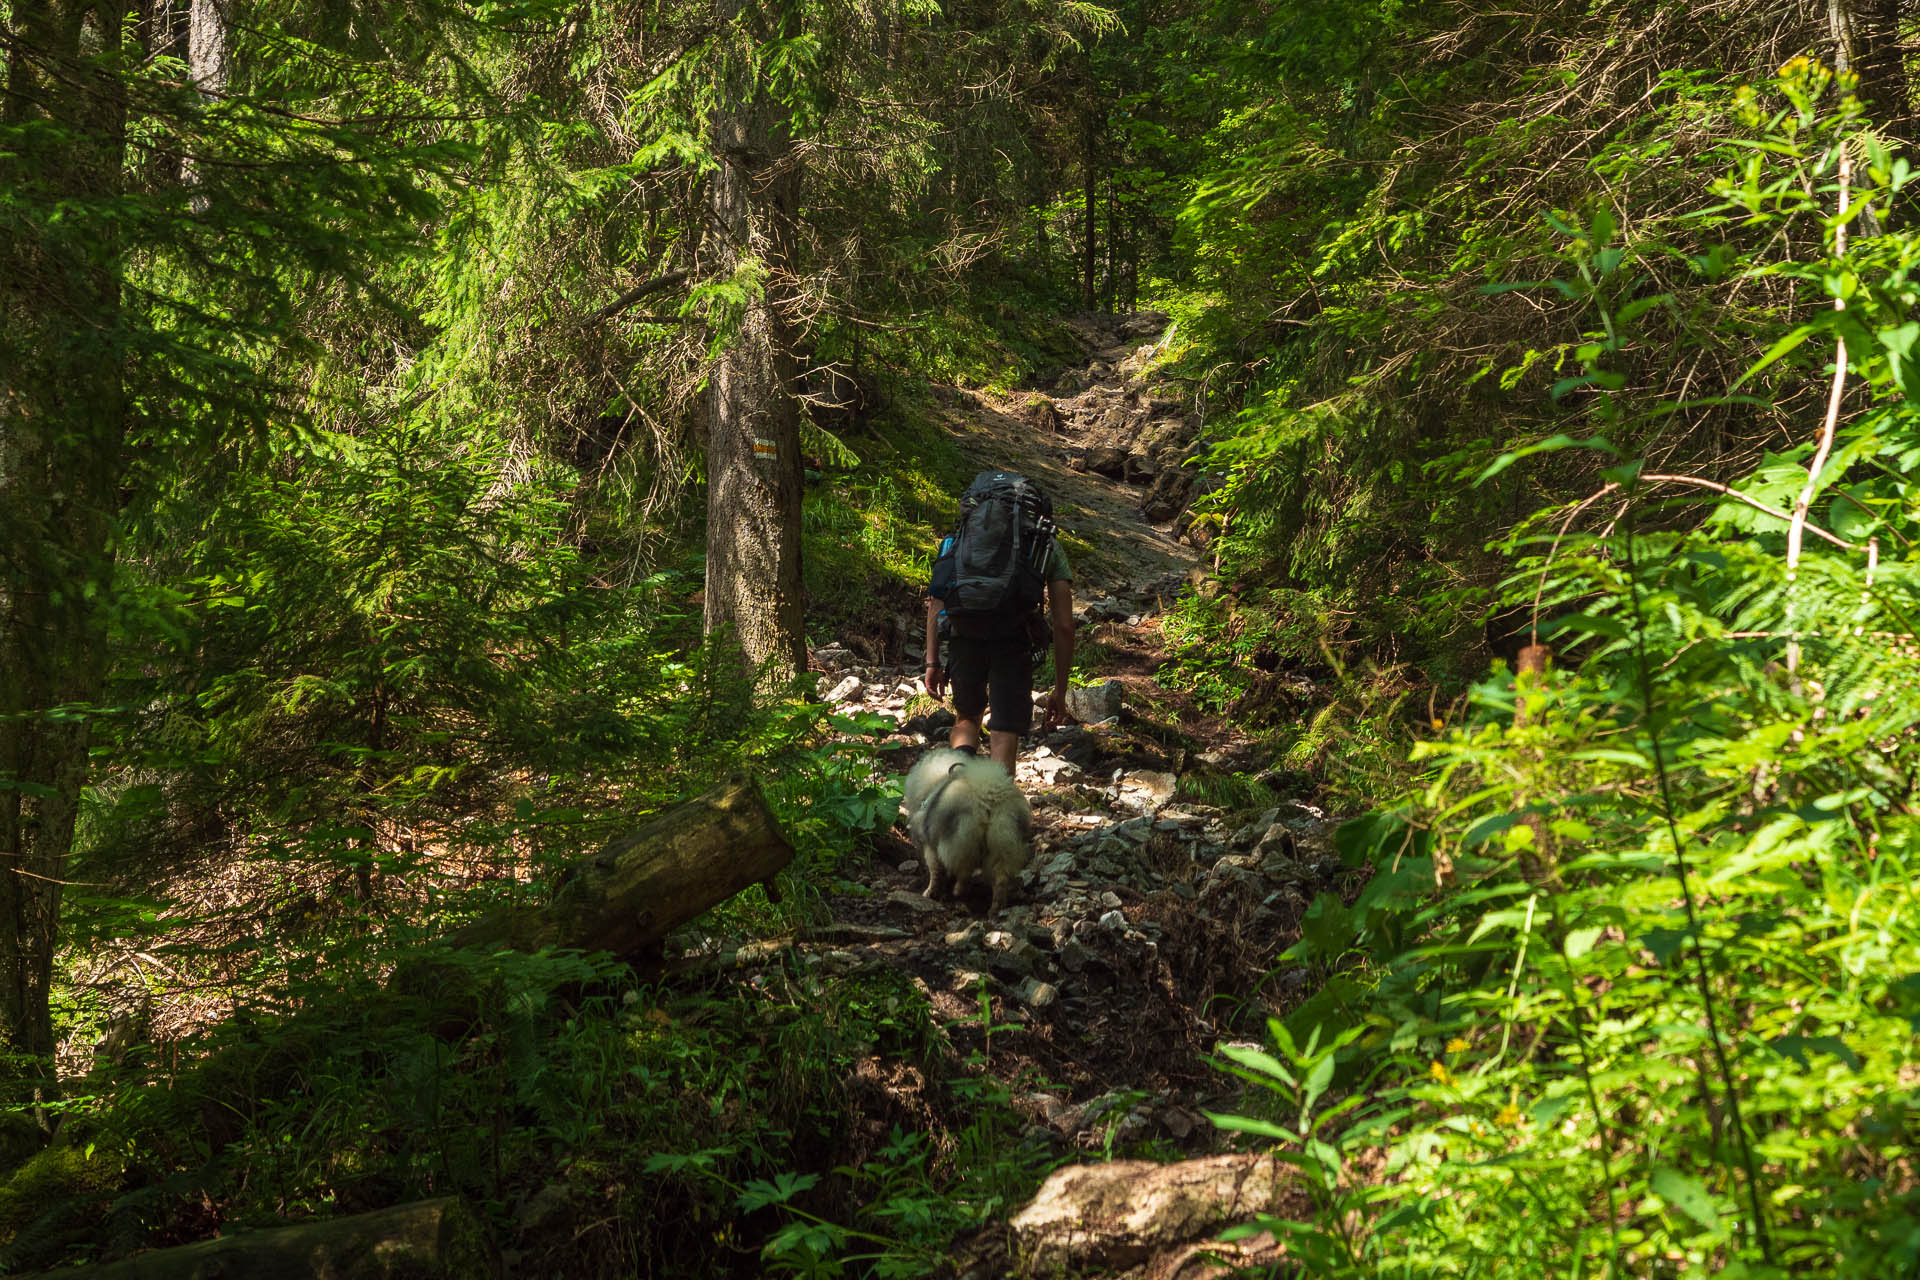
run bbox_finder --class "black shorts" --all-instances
[947,632,1034,735]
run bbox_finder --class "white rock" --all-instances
[1122,770,1177,802]
[1018,978,1060,1009]
[827,675,864,703]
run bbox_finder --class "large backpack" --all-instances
[931,471,1056,638]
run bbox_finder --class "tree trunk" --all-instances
[1081,106,1098,311]
[1839,0,1915,143]
[702,2,806,684]
[1103,173,1117,313]
[187,0,227,93]
[183,0,227,208]
[0,0,129,1120]
[56,1198,495,1279]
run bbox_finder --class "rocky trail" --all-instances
[799,315,1350,1276]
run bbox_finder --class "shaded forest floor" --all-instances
[6,316,1353,1280]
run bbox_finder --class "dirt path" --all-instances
[804,318,1345,1181]
[938,311,1200,600]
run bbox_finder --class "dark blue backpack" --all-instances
[931,471,1055,637]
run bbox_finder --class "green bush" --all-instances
[1213,67,1920,1276]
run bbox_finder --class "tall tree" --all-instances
[2,0,487,1113]
[700,2,806,682]
[0,0,130,1113]
[184,0,228,206]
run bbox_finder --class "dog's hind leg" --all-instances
[923,850,952,901]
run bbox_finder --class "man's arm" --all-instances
[924,596,945,697]
[1042,577,1075,729]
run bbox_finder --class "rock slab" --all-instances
[1008,1154,1288,1273]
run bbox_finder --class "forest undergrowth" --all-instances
[10,0,1920,1276]
[1189,64,1920,1278]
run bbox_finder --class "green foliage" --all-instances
[1211,69,1920,1275]
[0,1140,127,1272]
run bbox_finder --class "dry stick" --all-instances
[1530,475,1856,638]
[1787,139,1853,675]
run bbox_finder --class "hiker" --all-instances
[924,471,1076,775]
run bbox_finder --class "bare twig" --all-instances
[589,269,690,322]
[1787,137,1852,673]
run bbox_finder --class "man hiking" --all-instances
[923,470,1076,774]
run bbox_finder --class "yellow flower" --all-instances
[1496,1103,1522,1127]
[1429,1060,1454,1086]
[1445,1037,1469,1054]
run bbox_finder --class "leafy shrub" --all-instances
[1215,67,1920,1276]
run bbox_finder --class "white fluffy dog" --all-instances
[901,748,1032,914]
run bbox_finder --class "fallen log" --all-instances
[192,775,794,1146]
[447,771,795,961]
[49,1198,493,1279]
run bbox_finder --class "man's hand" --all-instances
[925,664,947,699]
[1042,687,1067,731]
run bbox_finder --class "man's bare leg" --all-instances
[988,730,1018,775]
[951,717,983,753]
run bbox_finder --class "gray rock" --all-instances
[1019,922,1057,949]
[990,949,1036,981]
[826,675,864,703]
[1098,908,1127,931]
[1057,936,1094,973]
[1065,680,1124,725]
[1118,770,1178,809]
[812,644,854,671]
[1232,807,1283,850]
[1253,825,1299,869]
[889,890,942,914]
[1021,1091,1076,1128]
[901,706,957,738]
[898,858,921,874]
